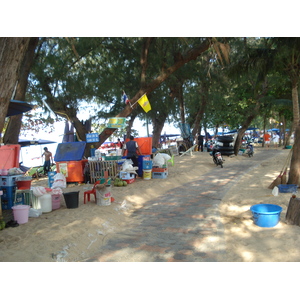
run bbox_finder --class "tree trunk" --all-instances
[191,82,208,138]
[125,115,136,140]
[291,80,300,130]
[288,79,300,184]
[151,112,168,148]
[3,37,39,144]
[287,124,300,185]
[233,101,261,155]
[286,196,300,225]
[0,37,30,135]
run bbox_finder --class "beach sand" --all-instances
[0,146,298,262]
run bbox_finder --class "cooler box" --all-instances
[138,155,150,177]
[0,144,21,169]
[54,142,86,162]
[56,160,88,183]
[142,160,153,170]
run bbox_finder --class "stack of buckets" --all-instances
[143,158,153,180]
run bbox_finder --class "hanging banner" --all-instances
[107,117,127,128]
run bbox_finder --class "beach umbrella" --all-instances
[6,100,34,117]
[226,130,237,134]
[18,138,56,147]
[246,127,259,131]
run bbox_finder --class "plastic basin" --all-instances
[250,204,282,228]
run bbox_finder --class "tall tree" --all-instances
[3,37,39,144]
[273,38,300,185]
[94,38,212,147]
[0,38,30,135]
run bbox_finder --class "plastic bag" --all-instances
[272,186,279,197]
[51,187,63,195]
[121,159,138,172]
[8,167,24,175]
[29,208,42,217]
[51,173,67,189]
[32,186,47,197]
[153,153,166,167]
[159,153,171,162]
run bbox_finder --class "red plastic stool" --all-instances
[84,180,99,204]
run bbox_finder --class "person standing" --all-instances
[272,133,279,149]
[116,138,123,149]
[197,135,204,152]
[263,131,271,149]
[42,147,53,175]
[122,136,142,167]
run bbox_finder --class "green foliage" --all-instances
[23,37,298,139]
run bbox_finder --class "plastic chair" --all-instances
[84,180,100,204]
[168,154,174,166]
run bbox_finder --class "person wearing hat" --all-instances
[42,147,53,175]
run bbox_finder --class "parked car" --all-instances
[213,136,234,156]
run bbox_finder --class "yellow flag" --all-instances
[137,94,151,113]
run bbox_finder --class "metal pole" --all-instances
[146,116,149,137]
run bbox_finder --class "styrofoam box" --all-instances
[152,172,168,179]
[120,172,135,180]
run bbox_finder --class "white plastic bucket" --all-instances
[37,194,52,213]
[143,169,152,180]
[12,205,30,224]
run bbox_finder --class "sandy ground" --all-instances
[0,145,297,262]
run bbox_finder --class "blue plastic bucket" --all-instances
[250,204,282,228]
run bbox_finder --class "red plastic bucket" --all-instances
[16,179,32,190]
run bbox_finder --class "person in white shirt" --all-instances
[272,133,279,148]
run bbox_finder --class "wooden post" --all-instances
[286,196,300,225]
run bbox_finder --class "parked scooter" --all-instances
[210,149,224,168]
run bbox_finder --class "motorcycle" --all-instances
[246,143,254,157]
[210,149,224,168]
